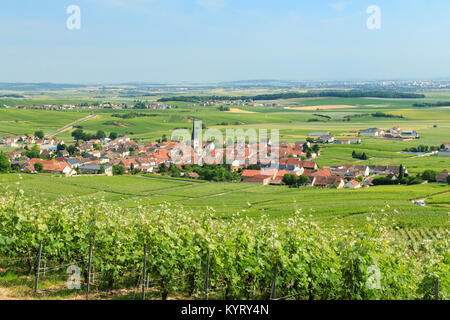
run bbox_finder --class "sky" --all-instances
[0,0,449,83]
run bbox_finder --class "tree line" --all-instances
[157,91,425,103]
[413,101,450,107]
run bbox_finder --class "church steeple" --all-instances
[192,120,200,149]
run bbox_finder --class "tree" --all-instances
[0,153,11,173]
[282,174,297,186]
[447,175,450,185]
[23,145,41,159]
[34,162,44,173]
[134,101,147,109]
[34,130,45,139]
[96,130,106,140]
[112,165,125,176]
[399,164,404,180]
[67,145,78,156]
[72,129,85,142]
[158,163,169,174]
[312,144,320,153]
[169,164,181,177]
[421,170,437,182]
[247,164,261,170]
[109,132,118,140]
[297,175,310,186]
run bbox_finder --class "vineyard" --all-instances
[0,188,448,300]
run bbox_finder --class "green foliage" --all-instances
[191,164,240,182]
[422,170,437,182]
[0,193,446,300]
[158,91,425,103]
[96,130,106,140]
[34,162,43,173]
[112,165,125,176]
[0,153,11,173]
[112,112,157,119]
[134,101,147,109]
[352,151,368,160]
[169,164,181,178]
[413,101,450,107]
[34,130,45,139]
[22,145,41,159]
[109,132,118,140]
[372,112,403,119]
[72,128,107,142]
[282,174,310,187]
[404,145,439,153]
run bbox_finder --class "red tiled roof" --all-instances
[241,170,261,177]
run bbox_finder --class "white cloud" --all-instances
[330,2,351,12]
[196,0,228,11]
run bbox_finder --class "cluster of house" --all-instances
[6,102,176,111]
[439,142,450,156]
[1,128,318,178]
[240,164,412,188]
[360,126,420,140]
[1,135,64,151]
[308,131,361,145]
[199,99,281,108]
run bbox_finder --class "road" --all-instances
[44,114,98,138]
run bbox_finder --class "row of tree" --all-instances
[158,91,425,103]
[72,129,118,142]
[352,151,368,160]
[282,174,311,187]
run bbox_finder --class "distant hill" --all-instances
[0,83,87,91]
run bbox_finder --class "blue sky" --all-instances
[0,0,449,83]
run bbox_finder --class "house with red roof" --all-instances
[243,174,272,185]
[21,159,76,176]
[344,180,362,189]
[311,176,345,189]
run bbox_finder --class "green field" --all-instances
[1,92,449,301]
[1,94,449,222]
[1,174,448,229]
[1,96,450,173]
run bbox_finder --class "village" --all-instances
[1,121,449,189]
[0,101,177,111]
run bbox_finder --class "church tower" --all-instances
[192,120,200,149]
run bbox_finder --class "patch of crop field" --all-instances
[0,174,190,201]
[0,109,88,137]
[226,108,257,114]
[393,227,449,252]
[1,174,448,229]
[285,105,358,111]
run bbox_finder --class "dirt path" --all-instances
[0,286,16,300]
[45,114,98,138]
[285,105,358,111]
[226,108,257,114]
